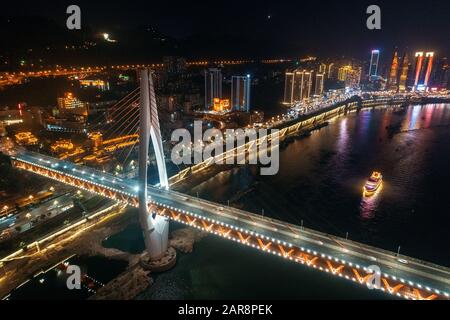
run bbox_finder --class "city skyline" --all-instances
[0,0,449,305]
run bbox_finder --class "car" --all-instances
[397,258,408,264]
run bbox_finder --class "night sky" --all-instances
[2,0,450,58]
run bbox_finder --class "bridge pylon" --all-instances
[138,68,169,260]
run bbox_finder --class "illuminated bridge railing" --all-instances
[10,152,450,300]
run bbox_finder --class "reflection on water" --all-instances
[193,104,450,266]
[360,182,383,220]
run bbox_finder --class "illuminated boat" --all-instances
[363,171,382,196]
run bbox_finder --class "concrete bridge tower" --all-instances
[138,68,170,260]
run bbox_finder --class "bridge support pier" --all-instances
[138,68,170,260]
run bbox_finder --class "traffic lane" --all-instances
[13,194,75,226]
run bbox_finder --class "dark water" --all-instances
[6,255,127,300]
[191,104,450,267]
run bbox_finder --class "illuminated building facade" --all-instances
[14,132,38,145]
[204,68,222,110]
[387,49,399,91]
[213,98,230,112]
[327,63,335,79]
[369,49,380,81]
[339,65,361,88]
[398,52,410,92]
[314,73,325,96]
[79,79,110,91]
[283,72,295,105]
[413,51,434,91]
[284,69,322,104]
[433,57,450,89]
[57,92,88,116]
[299,70,313,100]
[231,75,251,112]
[50,139,74,153]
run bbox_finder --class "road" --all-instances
[12,149,450,297]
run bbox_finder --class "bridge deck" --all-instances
[10,148,450,300]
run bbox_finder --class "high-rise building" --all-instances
[432,57,450,89]
[369,49,380,81]
[327,63,335,79]
[283,69,314,104]
[386,49,399,91]
[423,52,434,88]
[413,51,434,91]
[314,73,325,96]
[283,72,295,105]
[398,52,410,92]
[300,70,313,100]
[319,63,327,74]
[231,75,251,112]
[204,68,222,110]
[57,92,88,116]
[339,65,361,88]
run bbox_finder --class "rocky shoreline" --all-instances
[88,227,207,300]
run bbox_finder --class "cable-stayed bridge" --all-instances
[4,69,450,300]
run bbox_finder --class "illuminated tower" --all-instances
[138,69,170,260]
[398,52,410,92]
[423,52,434,87]
[413,51,434,91]
[327,63,335,79]
[314,73,324,96]
[231,75,251,112]
[387,49,399,91]
[413,52,424,89]
[301,71,313,100]
[369,49,380,81]
[204,68,222,110]
[283,71,295,105]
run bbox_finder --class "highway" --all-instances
[11,149,450,299]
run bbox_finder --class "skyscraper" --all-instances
[423,52,434,87]
[327,63,335,79]
[387,49,399,91]
[432,57,450,89]
[338,65,361,88]
[398,52,410,92]
[283,71,295,105]
[204,68,222,110]
[369,49,380,81]
[413,51,434,91]
[300,71,313,100]
[231,75,251,112]
[283,70,314,104]
[314,73,324,96]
